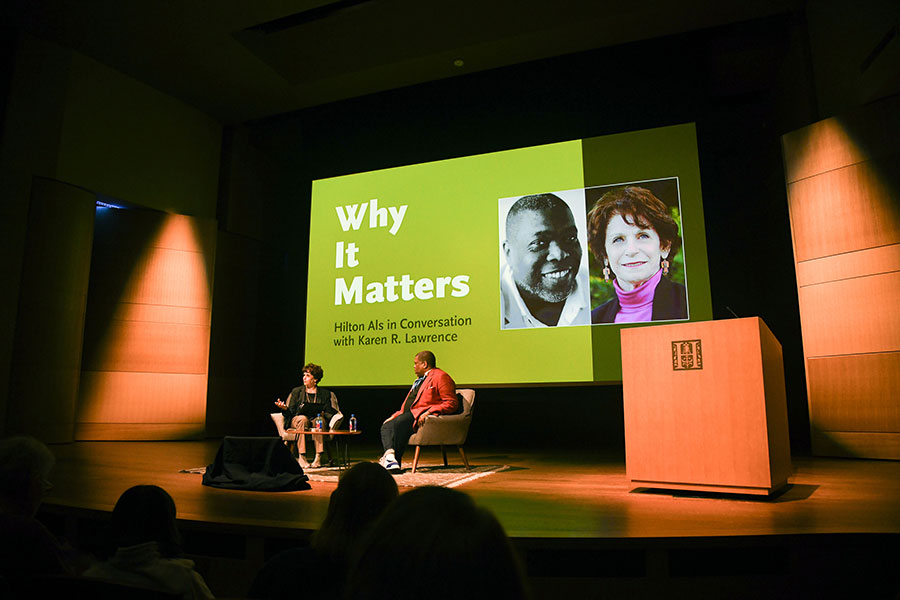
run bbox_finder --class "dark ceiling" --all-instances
[10,0,831,124]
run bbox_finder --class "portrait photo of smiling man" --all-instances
[499,191,591,329]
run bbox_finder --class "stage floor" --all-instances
[42,439,900,540]
[37,440,900,599]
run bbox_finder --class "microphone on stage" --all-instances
[725,305,740,319]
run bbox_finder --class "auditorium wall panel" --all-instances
[6,178,95,442]
[783,94,900,459]
[205,230,266,438]
[75,209,216,440]
[797,271,900,356]
[0,34,222,438]
[55,49,221,217]
[795,244,900,286]
[806,353,900,432]
[781,98,899,182]
[787,158,900,262]
[76,372,208,422]
[80,320,211,373]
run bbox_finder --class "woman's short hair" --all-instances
[110,485,182,557]
[302,362,324,383]
[587,186,681,267]
[345,486,529,600]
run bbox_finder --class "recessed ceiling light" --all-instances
[453,59,464,67]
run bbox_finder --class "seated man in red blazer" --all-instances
[379,350,458,473]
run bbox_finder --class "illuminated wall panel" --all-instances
[783,95,900,459]
[806,354,900,432]
[788,159,900,261]
[75,209,216,440]
[798,272,900,357]
[795,244,900,286]
[77,372,209,422]
[81,319,212,373]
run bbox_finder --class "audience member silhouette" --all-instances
[84,485,214,599]
[248,461,399,599]
[343,485,530,600]
[0,435,70,576]
[311,460,400,569]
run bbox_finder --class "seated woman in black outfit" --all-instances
[587,186,687,324]
[274,363,339,468]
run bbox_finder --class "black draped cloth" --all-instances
[202,436,310,491]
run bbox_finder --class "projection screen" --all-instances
[305,123,712,386]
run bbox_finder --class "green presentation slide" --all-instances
[305,123,712,386]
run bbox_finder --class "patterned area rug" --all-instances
[304,463,510,488]
[182,464,510,488]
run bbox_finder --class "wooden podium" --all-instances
[621,317,791,495]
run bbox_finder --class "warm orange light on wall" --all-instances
[783,96,900,459]
[76,210,216,440]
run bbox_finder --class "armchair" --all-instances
[407,388,475,473]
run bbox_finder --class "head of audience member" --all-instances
[504,193,582,305]
[344,486,529,600]
[413,350,436,377]
[110,485,182,558]
[0,435,55,517]
[587,186,681,290]
[302,362,324,389]
[312,461,399,568]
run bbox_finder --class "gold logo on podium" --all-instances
[672,339,703,370]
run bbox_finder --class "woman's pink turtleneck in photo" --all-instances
[613,268,663,323]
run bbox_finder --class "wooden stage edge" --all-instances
[42,440,900,540]
[38,440,900,599]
